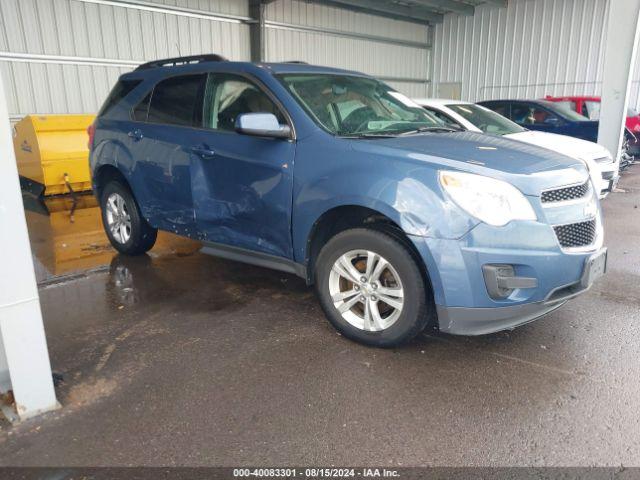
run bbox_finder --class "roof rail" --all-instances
[281,60,308,64]
[136,54,228,70]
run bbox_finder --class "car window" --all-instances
[99,79,142,117]
[584,101,601,120]
[555,100,577,112]
[510,104,532,124]
[204,74,285,131]
[448,104,525,135]
[488,102,510,118]
[277,73,443,136]
[423,107,462,129]
[510,104,558,126]
[531,107,557,125]
[132,92,152,122]
[542,101,589,121]
[336,99,368,121]
[147,74,207,127]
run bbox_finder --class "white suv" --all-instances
[415,98,617,198]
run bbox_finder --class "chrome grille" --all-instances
[541,181,589,204]
[553,220,597,248]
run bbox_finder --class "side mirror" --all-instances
[235,113,291,139]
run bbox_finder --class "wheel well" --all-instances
[94,165,130,201]
[306,206,431,290]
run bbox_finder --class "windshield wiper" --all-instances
[341,132,399,139]
[341,126,461,138]
[399,126,461,135]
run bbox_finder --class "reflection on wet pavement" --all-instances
[18,190,314,433]
[22,192,202,284]
[6,170,640,467]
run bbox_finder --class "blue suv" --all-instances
[90,55,607,347]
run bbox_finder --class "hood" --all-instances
[505,130,611,161]
[351,131,588,195]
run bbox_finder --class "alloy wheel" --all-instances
[105,192,132,244]
[328,250,404,332]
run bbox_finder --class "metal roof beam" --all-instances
[249,0,266,62]
[313,0,444,24]
[409,0,475,15]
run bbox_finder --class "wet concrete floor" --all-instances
[0,168,639,466]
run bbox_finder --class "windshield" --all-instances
[541,101,590,121]
[447,103,525,135]
[584,100,601,120]
[277,74,446,136]
[555,100,577,112]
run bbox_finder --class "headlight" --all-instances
[440,171,537,226]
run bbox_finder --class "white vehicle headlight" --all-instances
[439,171,537,227]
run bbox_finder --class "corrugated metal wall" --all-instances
[0,0,432,118]
[432,0,640,111]
[4,0,639,119]
[0,0,250,118]
[263,0,432,98]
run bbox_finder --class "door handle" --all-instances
[128,129,143,141]
[190,145,216,158]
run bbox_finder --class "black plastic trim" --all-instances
[136,54,228,70]
[201,241,306,279]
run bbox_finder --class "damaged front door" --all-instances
[192,73,296,259]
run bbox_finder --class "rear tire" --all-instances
[315,228,432,347]
[100,180,157,255]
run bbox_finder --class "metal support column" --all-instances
[598,0,640,173]
[249,0,266,62]
[0,72,58,421]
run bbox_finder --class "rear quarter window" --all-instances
[147,74,207,127]
[99,79,142,117]
[133,92,152,122]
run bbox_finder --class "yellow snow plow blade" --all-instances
[13,114,95,196]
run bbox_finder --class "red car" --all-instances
[545,95,640,159]
[544,95,640,133]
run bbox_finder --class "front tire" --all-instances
[315,228,432,347]
[100,180,157,255]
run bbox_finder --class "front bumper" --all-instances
[436,300,567,336]
[410,212,605,335]
[436,247,606,335]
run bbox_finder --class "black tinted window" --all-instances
[132,92,151,122]
[99,79,142,116]
[510,104,532,124]
[489,103,510,118]
[148,74,207,127]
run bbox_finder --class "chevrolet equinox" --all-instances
[89,55,607,347]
